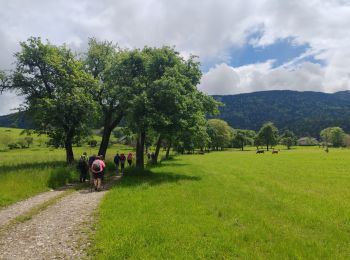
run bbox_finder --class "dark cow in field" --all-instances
[256,150,264,154]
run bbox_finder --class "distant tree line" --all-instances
[196,119,350,152]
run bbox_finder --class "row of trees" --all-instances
[0,37,219,167]
[204,120,295,151]
[205,119,350,151]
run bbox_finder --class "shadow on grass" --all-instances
[1,161,66,174]
[146,156,190,169]
[119,167,201,187]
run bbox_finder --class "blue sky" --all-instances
[202,35,325,72]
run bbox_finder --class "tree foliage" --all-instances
[207,119,233,150]
[320,127,345,147]
[1,37,96,163]
[280,130,297,149]
[232,129,255,151]
[256,122,278,151]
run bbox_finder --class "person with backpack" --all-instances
[120,153,126,175]
[91,155,106,191]
[127,152,133,167]
[88,154,97,183]
[88,154,96,169]
[114,153,120,175]
[77,154,89,183]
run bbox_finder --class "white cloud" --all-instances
[199,61,326,94]
[0,0,350,113]
[0,91,23,116]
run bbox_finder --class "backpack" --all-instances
[92,160,101,172]
[114,155,120,164]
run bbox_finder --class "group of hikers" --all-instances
[76,152,134,191]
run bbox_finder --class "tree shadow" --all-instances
[1,161,67,174]
[146,156,190,169]
[118,167,201,188]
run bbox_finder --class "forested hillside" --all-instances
[214,90,350,137]
[0,112,32,129]
[2,90,350,137]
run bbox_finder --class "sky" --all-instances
[0,0,350,115]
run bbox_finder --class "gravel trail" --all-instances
[0,190,66,229]
[0,177,119,260]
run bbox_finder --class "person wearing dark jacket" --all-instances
[120,153,126,175]
[114,153,120,175]
[77,155,89,183]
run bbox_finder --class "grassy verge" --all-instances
[92,148,350,259]
[0,166,78,208]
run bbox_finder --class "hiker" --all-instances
[120,153,126,175]
[114,153,120,175]
[77,154,89,183]
[147,152,151,160]
[91,155,106,191]
[88,154,97,181]
[88,154,96,169]
[127,152,133,167]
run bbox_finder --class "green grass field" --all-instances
[92,148,350,259]
[0,127,133,207]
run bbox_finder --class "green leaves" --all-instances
[207,119,233,150]
[320,127,345,147]
[5,37,97,162]
[256,122,279,150]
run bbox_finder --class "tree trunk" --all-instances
[153,136,162,164]
[65,137,74,164]
[98,111,123,158]
[98,126,112,158]
[165,140,172,159]
[266,142,269,151]
[136,131,146,169]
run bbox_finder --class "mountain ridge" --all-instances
[213,90,350,137]
[1,90,350,137]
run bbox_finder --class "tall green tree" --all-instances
[125,47,219,167]
[84,38,120,157]
[232,129,255,151]
[207,119,233,150]
[1,37,96,163]
[257,122,278,151]
[85,39,144,157]
[125,47,184,168]
[149,57,218,163]
[280,130,297,149]
[320,127,345,148]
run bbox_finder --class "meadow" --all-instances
[0,127,129,207]
[91,148,350,259]
[2,127,350,258]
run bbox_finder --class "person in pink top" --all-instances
[91,155,106,191]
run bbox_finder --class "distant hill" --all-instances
[213,90,350,137]
[0,112,32,129]
[2,90,350,137]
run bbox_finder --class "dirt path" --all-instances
[0,177,120,259]
[0,190,66,229]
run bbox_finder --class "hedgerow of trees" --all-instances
[0,37,219,167]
